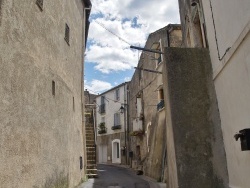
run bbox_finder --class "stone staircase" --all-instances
[85,113,98,178]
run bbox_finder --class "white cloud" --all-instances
[124,77,131,82]
[84,79,113,94]
[87,0,180,74]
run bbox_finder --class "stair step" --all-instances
[86,174,98,178]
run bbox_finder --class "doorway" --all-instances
[112,139,121,164]
[98,145,107,163]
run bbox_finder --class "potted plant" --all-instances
[98,122,107,134]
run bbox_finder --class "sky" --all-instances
[84,0,180,94]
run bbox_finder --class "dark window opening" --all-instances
[36,0,43,11]
[52,80,55,96]
[117,143,119,158]
[64,23,70,45]
[157,88,165,111]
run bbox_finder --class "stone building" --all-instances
[176,0,250,187]
[95,82,129,165]
[0,0,91,187]
[128,25,182,181]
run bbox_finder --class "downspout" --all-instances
[124,83,127,165]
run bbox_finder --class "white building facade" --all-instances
[95,82,129,165]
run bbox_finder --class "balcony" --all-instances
[100,104,105,114]
[132,118,143,132]
[111,125,121,130]
[157,99,165,111]
[130,129,144,137]
[98,129,107,134]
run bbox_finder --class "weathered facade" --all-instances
[178,0,250,187]
[128,25,182,181]
[95,82,129,165]
[0,0,91,187]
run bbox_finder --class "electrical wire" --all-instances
[93,20,155,59]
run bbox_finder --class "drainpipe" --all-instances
[124,83,128,165]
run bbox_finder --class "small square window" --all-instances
[64,23,70,45]
[36,0,43,11]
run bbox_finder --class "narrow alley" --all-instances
[79,164,164,188]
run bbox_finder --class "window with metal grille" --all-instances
[36,0,43,11]
[64,23,70,45]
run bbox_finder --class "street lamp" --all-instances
[119,105,125,114]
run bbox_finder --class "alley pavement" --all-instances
[78,164,166,188]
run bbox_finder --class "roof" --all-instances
[96,82,130,97]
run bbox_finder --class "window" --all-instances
[36,0,43,11]
[157,88,164,111]
[155,43,162,66]
[114,113,120,126]
[52,80,55,96]
[79,156,83,170]
[100,96,105,114]
[64,23,70,45]
[115,88,120,101]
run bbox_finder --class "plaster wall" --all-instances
[96,133,126,164]
[201,0,250,187]
[0,0,86,187]
[95,83,128,164]
[163,47,227,188]
[95,84,126,135]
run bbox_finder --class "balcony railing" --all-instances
[98,128,107,134]
[100,104,105,114]
[111,125,121,130]
[157,99,165,111]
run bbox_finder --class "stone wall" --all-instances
[128,25,182,181]
[0,0,87,187]
[163,47,228,188]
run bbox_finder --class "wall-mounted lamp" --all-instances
[119,106,125,114]
[191,0,199,6]
[234,128,250,151]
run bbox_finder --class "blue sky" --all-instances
[84,0,180,94]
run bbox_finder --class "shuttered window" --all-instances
[114,113,120,126]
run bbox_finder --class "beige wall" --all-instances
[202,0,250,187]
[0,0,87,187]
